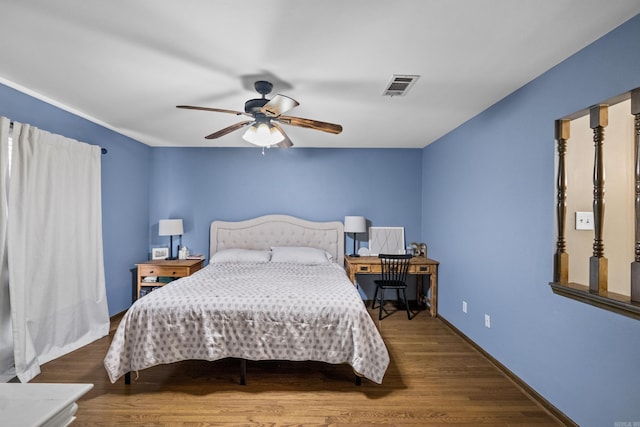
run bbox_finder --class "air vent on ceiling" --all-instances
[383,74,420,97]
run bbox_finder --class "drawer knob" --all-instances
[420,266,428,272]
[149,270,154,274]
[359,266,369,271]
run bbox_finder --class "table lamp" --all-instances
[159,219,183,260]
[344,216,366,257]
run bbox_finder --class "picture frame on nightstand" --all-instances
[151,247,169,260]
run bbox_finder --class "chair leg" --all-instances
[378,288,385,320]
[401,288,411,319]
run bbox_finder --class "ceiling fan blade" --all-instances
[277,116,343,134]
[205,120,254,139]
[177,105,250,117]
[271,122,293,148]
[260,94,300,117]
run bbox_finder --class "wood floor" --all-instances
[32,305,564,426]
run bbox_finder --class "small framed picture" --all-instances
[151,247,169,260]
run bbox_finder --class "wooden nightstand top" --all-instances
[136,258,205,268]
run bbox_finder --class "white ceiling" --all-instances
[1,0,639,149]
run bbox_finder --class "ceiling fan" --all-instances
[177,80,343,148]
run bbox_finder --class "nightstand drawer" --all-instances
[358,264,433,274]
[139,265,190,277]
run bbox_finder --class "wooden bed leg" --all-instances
[355,375,362,386]
[240,359,247,386]
[124,372,131,385]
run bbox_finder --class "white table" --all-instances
[0,383,93,426]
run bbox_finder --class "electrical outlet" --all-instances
[462,301,468,313]
[484,314,491,328]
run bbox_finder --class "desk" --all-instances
[344,255,439,317]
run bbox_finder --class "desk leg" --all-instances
[416,274,437,317]
[416,275,425,308]
[429,273,437,317]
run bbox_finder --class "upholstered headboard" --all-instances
[210,214,344,265]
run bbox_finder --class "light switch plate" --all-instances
[575,211,594,230]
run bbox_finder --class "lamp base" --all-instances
[349,232,361,259]
[166,256,178,260]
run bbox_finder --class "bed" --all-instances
[104,214,389,385]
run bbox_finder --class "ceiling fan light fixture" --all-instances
[269,125,285,143]
[242,122,284,147]
[179,80,342,148]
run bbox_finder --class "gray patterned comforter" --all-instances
[104,262,389,384]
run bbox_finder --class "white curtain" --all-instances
[0,118,14,381]
[4,119,109,382]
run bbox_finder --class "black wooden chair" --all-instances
[371,254,413,320]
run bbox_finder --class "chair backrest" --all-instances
[378,254,413,284]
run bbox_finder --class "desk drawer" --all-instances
[356,264,382,274]
[139,265,190,277]
[355,264,433,274]
[409,264,435,274]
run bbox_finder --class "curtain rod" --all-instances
[8,120,107,154]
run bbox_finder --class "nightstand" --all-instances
[135,258,205,300]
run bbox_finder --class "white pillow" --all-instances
[210,249,271,264]
[270,246,331,265]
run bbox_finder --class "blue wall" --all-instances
[0,83,151,316]
[422,14,640,426]
[148,146,423,298]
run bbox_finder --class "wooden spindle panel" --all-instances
[589,104,608,294]
[554,119,570,283]
[631,89,640,302]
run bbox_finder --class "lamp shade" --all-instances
[344,216,366,233]
[242,123,285,147]
[159,219,183,236]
